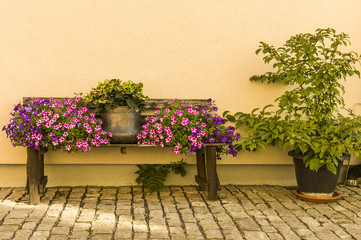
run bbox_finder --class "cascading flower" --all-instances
[3,97,111,153]
[137,98,239,159]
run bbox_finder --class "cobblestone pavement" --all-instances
[0,185,361,240]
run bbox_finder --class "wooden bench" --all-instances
[24,99,222,204]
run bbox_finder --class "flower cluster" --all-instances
[137,98,239,158]
[3,97,111,152]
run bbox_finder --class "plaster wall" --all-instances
[1,0,361,186]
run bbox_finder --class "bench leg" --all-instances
[27,147,46,204]
[206,146,218,201]
[195,149,208,191]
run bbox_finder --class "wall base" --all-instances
[0,164,355,188]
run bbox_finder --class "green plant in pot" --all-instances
[83,79,148,143]
[224,28,361,198]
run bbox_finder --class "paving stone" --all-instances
[51,226,70,235]
[244,231,270,240]
[14,229,32,238]
[30,230,51,240]
[0,232,14,240]
[0,225,19,232]
[69,230,89,239]
[49,235,69,240]
[2,185,361,239]
[235,217,261,231]
[91,234,112,240]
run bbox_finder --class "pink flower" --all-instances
[173,147,180,154]
[91,139,98,145]
[59,137,65,143]
[65,145,72,151]
[63,131,69,137]
[181,118,189,126]
[90,113,95,118]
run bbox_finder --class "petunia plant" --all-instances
[137,98,239,158]
[3,97,111,152]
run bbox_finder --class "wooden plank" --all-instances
[23,98,210,109]
[206,146,218,201]
[145,99,210,109]
[196,149,208,191]
[38,176,47,194]
[27,147,41,204]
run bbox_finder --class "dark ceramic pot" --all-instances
[102,107,141,144]
[289,151,348,198]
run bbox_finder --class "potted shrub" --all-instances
[3,97,111,152]
[225,28,361,199]
[82,79,148,143]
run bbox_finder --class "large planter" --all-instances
[289,151,348,198]
[102,107,141,144]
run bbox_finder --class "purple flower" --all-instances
[213,129,221,135]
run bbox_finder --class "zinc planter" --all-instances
[102,107,141,144]
[289,151,348,199]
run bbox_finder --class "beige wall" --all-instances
[1,1,361,186]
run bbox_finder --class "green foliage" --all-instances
[81,79,148,113]
[225,28,361,174]
[135,160,187,193]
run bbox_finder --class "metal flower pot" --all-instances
[102,107,141,144]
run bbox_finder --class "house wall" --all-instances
[1,0,361,186]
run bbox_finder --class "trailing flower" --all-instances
[137,98,239,159]
[3,97,111,152]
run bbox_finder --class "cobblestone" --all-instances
[0,185,361,239]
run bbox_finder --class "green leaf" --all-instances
[326,162,337,174]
